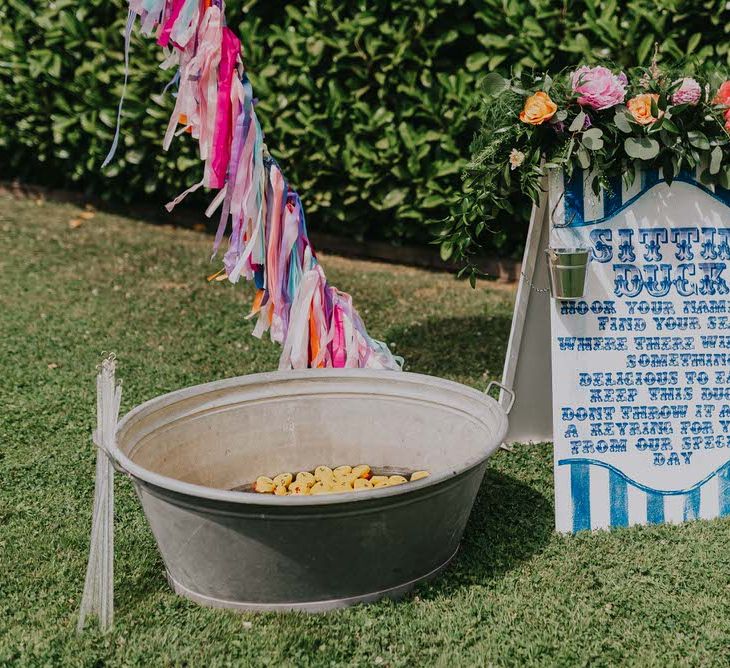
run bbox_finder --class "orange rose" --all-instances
[714,81,730,106]
[519,91,557,125]
[627,93,663,126]
[725,108,730,132]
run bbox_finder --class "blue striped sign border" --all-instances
[560,458,730,532]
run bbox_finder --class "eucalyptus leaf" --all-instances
[582,128,604,151]
[687,130,710,150]
[583,128,603,140]
[481,71,508,96]
[569,111,586,133]
[710,145,723,175]
[576,145,591,169]
[624,137,660,160]
[613,111,632,134]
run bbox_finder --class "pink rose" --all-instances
[571,66,627,110]
[671,77,701,105]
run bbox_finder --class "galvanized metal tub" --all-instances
[113,369,511,612]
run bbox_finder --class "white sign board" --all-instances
[549,168,730,532]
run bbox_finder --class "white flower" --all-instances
[509,148,525,171]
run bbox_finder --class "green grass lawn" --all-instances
[2,194,730,667]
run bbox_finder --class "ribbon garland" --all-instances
[111,0,402,371]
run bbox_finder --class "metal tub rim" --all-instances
[113,368,508,507]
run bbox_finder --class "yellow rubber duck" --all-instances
[333,468,355,484]
[253,466,430,495]
[352,465,371,479]
[310,482,329,495]
[273,473,293,488]
[296,471,315,486]
[314,466,334,482]
[388,475,408,486]
[289,481,311,495]
[254,476,275,493]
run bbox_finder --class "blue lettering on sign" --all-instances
[699,263,730,296]
[584,227,730,297]
[670,228,699,261]
[611,262,730,298]
[589,228,613,263]
[556,212,730,532]
[639,229,668,262]
[699,228,730,261]
[618,229,636,262]
[676,264,697,297]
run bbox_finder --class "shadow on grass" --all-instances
[387,315,549,589]
[419,468,553,596]
[387,314,512,380]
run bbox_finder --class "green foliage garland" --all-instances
[440,62,730,283]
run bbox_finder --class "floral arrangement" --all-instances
[440,62,730,281]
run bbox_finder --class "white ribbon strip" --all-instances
[77,356,122,633]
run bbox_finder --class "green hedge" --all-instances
[1,0,729,256]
